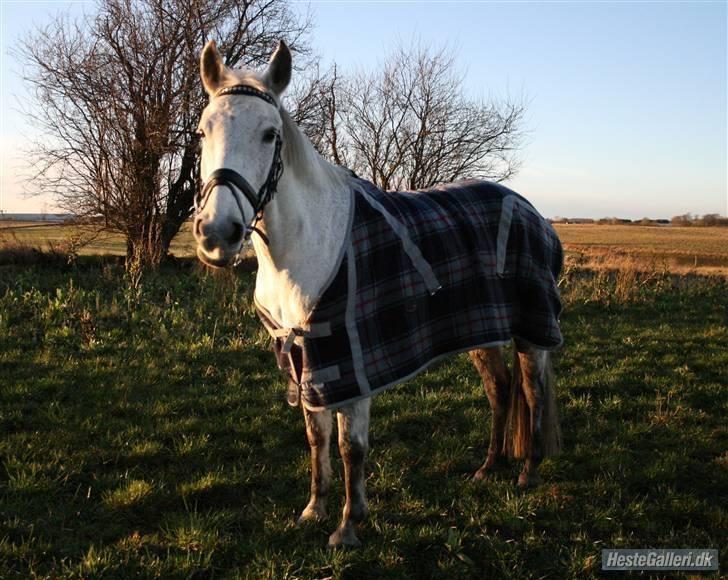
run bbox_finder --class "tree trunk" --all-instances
[125,216,165,270]
[160,216,184,261]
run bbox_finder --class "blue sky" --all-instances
[1,0,726,218]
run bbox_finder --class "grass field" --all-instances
[1,253,726,577]
[0,222,197,258]
[553,224,728,276]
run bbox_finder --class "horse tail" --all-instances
[505,345,561,459]
[505,345,529,459]
[540,353,562,457]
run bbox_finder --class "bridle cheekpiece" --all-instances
[194,84,284,247]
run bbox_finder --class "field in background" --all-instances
[2,221,728,276]
[554,224,728,276]
[0,222,196,258]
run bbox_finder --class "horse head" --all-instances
[194,40,291,268]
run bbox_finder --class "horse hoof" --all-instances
[517,471,541,488]
[472,456,506,480]
[472,468,489,481]
[328,526,361,548]
[296,505,327,526]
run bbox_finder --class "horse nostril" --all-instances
[227,221,244,244]
[196,220,219,251]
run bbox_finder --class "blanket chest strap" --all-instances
[265,322,333,354]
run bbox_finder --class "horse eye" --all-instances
[262,129,277,143]
[196,129,205,139]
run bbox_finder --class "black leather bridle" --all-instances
[194,85,284,246]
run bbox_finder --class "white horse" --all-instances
[193,40,562,547]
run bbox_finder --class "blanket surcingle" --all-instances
[256,178,563,411]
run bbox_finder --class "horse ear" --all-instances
[200,40,226,95]
[263,40,292,96]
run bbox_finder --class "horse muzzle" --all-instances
[193,216,245,268]
[196,246,240,269]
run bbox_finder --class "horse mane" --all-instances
[222,68,352,193]
[278,108,352,190]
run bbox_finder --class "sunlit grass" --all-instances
[103,479,155,510]
[0,221,196,257]
[555,224,728,275]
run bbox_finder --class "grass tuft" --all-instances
[103,479,155,510]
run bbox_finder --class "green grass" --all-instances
[1,259,726,578]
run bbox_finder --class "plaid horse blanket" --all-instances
[256,178,563,411]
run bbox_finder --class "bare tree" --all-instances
[671,213,693,226]
[21,0,310,267]
[294,44,526,191]
[287,63,345,167]
[699,213,725,227]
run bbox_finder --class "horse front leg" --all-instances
[298,403,333,524]
[329,397,371,547]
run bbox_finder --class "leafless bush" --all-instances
[20,0,311,269]
[289,43,526,191]
[671,213,728,227]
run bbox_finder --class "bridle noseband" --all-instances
[194,85,284,247]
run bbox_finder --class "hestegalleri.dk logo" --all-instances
[601,549,718,571]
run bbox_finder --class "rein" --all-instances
[194,85,285,247]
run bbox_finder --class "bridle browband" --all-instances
[194,84,284,248]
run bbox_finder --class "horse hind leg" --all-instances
[469,347,511,479]
[507,340,562,487]
[298,404,333,525]
[329,397,371,548]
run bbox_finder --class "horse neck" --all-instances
[251,144,351,328]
